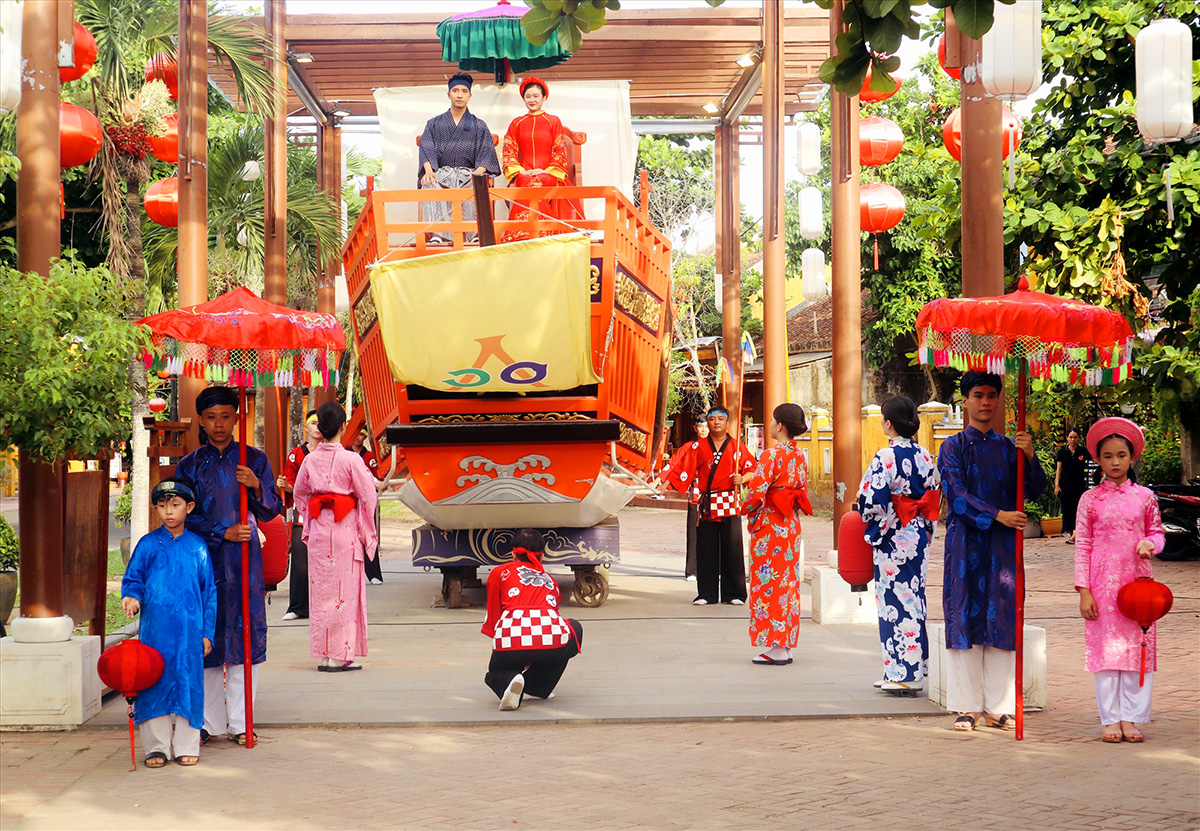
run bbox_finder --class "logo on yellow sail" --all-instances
[444,335,548,389]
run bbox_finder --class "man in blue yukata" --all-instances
[176,386,282,745]
[418,71,502,243]
[938,371,1046,733]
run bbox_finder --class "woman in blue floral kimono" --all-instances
[855,396,940,694]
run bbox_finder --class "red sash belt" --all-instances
[308,492,357,522]
[894,490,940,525]
[769,487,814,518]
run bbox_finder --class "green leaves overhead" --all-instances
[521,0,615,52]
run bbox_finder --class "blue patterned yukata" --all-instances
[855,437,940,683]
[176,442,281,668]
[938,426,1047,652]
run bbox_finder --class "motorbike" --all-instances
[1151,476,1200,561]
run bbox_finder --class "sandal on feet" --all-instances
[1122,723,1144,743]
[953,715,977,732]
[234,732,258,746]
[144,752,167,768]
[984,714,1016,731]
[751,653,793,665]
[1102,724,1123,743]
[199,729,211,746]
[176,756,199,766]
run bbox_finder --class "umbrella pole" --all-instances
[239,387,254,749]
[1015,367,1027,741]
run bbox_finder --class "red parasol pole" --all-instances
[1014,367,1026,741]
[239,386,254,749]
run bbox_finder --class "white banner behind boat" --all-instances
[374,80,635,230]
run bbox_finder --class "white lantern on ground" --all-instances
[801,248,826,301]
[798,186,823,241]
[981,0,1042,102]
[1136,19,1194,222]
[0,0,24,115]
[796,121,821,176]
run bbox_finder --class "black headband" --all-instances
[151,479,195,504]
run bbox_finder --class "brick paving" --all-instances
[1,507,1196,830]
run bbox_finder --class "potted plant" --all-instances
[1039,493,1064,538]
[114,485,133,565]
[1022,499,1044,539]
[0,515,18,628]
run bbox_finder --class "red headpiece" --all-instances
[1087,416,1144,461]
[520,76,548,99]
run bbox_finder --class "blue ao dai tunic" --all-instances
[855,437,940,683]
[121,527,216,728]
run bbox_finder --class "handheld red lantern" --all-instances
[59,103,103,169]
[859,116,904,167]
[149,113,179,164]
[144,52,179,100]
[144,177,179,227]
[1117,576,1173,687]
[59,22,97,83]
[261,515,289,590]
[859,62,903,104]
[97,639,165,771]
[859,181,906,270]
[937,33,961,81]
[836,510,874,593]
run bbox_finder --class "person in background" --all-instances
[277,410,321,621]
[351,425,385,585]
[660,417,709,582]
[1055,428,1090,544]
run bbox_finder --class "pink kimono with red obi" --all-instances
[294,442,379,662]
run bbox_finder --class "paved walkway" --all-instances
[2,507,1197,830]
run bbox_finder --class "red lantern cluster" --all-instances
[859,116,904,167]
[145,52,179,100]
[937,33,961,81]
[144,177,179,227]
[942,106,1023,162]
[59,22,97,83]
[59,103,103,168]
[860,62,903,104]
[836,511,873,591]
[149,113,179,163]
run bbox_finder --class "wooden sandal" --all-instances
[144,752,167,768]
[953,714,977,732]
[984,714,1016,731]
[176,756,199,766]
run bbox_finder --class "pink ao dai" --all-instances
[1073,479,1165,673]
[294,442,379,662]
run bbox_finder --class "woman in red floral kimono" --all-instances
[743,404,813,666]
[501,77,583,241]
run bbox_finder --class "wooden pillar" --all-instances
[177,0,207,440]
[15,0,66,619]
[315,121,341,406]
[715,121,743,431]
[830,0,863,531]
[760,0,787,444]
[954,13,1004,298]
[262,0,288,474]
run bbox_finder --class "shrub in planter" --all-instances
[0,516,17,572]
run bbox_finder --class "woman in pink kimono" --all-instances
[1074,417,1165,743]
[294,402,379,672]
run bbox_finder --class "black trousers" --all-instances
[1062,488,1084,534]
[363,502,383,583]
[685,502,698,578]
[695,516,747,604]
[485,619,583,701]
[286,523,308,617]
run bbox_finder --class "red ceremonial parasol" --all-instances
[97,639,165,771]
[916,276,1136,740]
[136,287,345,749]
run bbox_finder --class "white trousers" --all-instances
[203,664,260,737]
[1094,670,1153,724]
[139,714,200,760]
[945,645,1016,715]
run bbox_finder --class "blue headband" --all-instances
[448,76,472,91]
[151,479,195,505]
[707,406,730,418]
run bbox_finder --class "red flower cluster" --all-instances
[106,123,154,159]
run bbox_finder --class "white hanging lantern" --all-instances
[0,1,24,115]
[795,121,821,176]
[1136,19,1194,222]
[239,160,262,182]
[798,186,823,241]
[981,0,1043,102]
[801,248,827,301]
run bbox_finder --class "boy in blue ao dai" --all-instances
[121,478,216,767]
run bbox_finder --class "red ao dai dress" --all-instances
[501,110,583,241]
[743,441,812,649]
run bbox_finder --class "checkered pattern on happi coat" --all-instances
[707,489,741,519]
[493,609,572,650]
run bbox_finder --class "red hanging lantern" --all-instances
[937,33,961,81]
[859,116,904,167]
[942,106,1023,162]
[859,62,903,104]
[97,639,165,771]
[836,511,874,592]
[148,113,179,164]
[59,22,97,83]
[1117,576,1173,687]
[145,52,179,100]
[859,181,906,270]
[59,103,103,169]
[144,177,179,227]
[148,397,168,413]
[260,515,289,590]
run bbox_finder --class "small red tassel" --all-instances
[127,703,136,772]
[873,236,880,270]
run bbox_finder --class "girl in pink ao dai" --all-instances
[1074,417,1165,744]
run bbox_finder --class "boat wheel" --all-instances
[571,567,609,607]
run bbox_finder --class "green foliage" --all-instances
[0,516,18,572]
[521,0,621,52]
[113,485,133,528]
[0,258,145,462]
[1140,415,1183,486]
[635,134,715,244]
